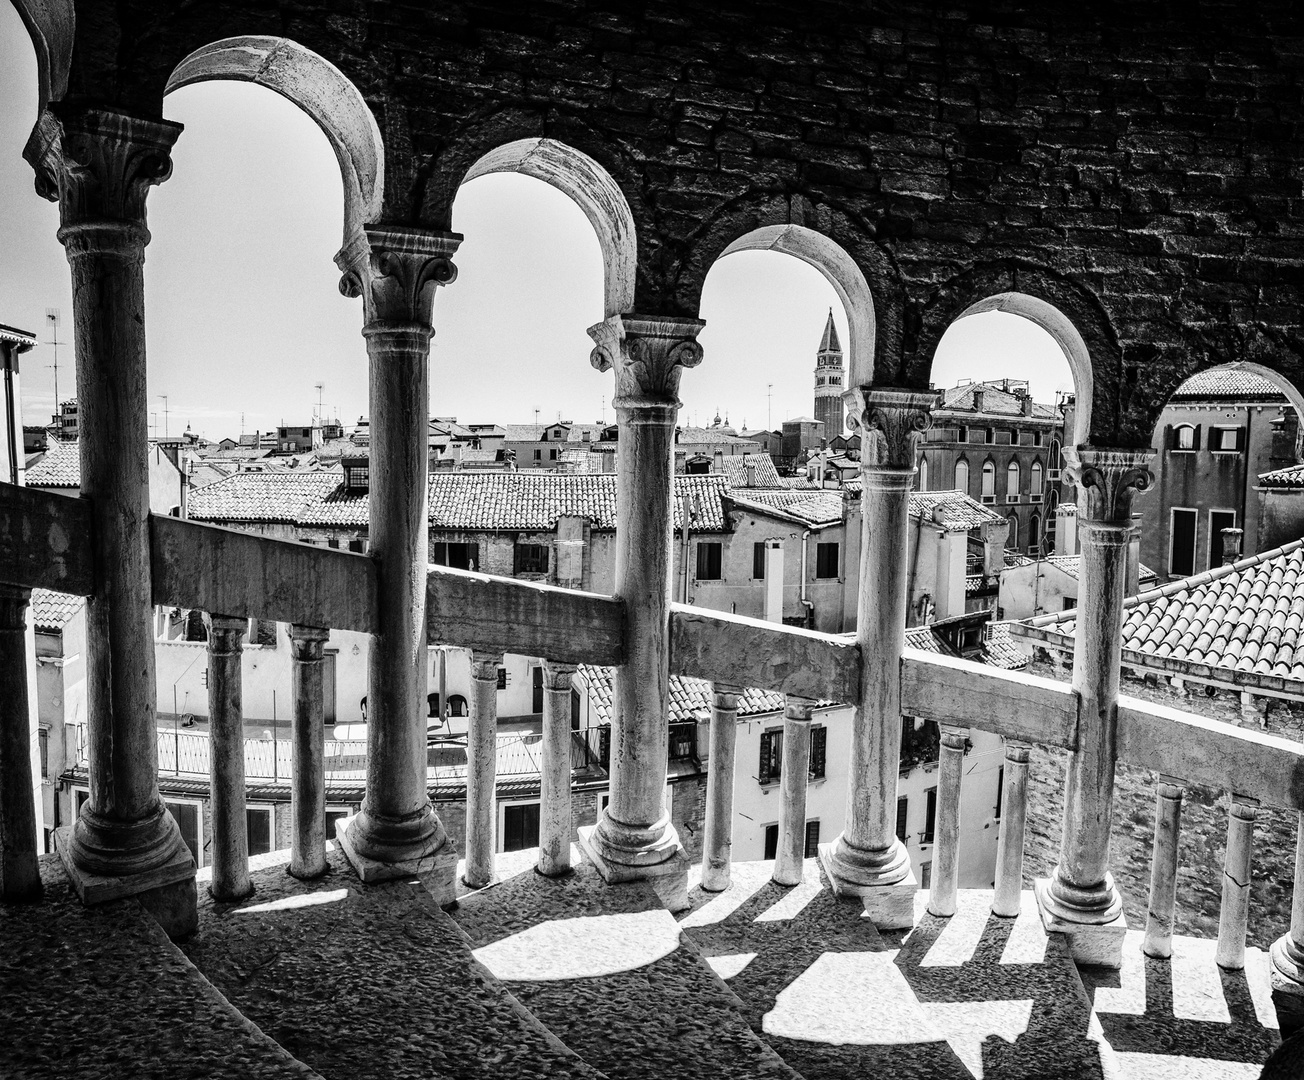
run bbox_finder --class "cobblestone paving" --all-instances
[0,856,321,1080]
[452,859,800,1080]
[678,859,973,1080]
[183,849,601,1080]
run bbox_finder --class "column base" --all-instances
[1034,877,1128,968]
[54,825,198,939]
[1270,935,1304,1037]
[577,824,690,911]
[335,815,459,906]
[818,840,917,929]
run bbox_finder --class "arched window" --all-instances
[917,455,929,491]
[981,460,996,501]
[1006,460,1020,501]
[1029,512,1041,555]
[1007,514,1019,549]
[1030,461,1044,498]
[954,458,969,493]
[1049,439,1062,477]
[1172,424,1197,451]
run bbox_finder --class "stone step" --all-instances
[678,858,974,1080]
[451,847,803,1080]
[183,847,602,1080]
[0,855,322,1080]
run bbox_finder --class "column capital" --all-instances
[29,106,182,253]
[784,696,816,722]
[1156,775,1185,799]
[289,623,331,644]
[1004,741,1032,764]
[340,225,461,333]
[542,661,577,691]
[939,724,969,749]
[845,387,938,471]
[1064,447,1154,527]
[471,650,502,681]
[588,314,705,410]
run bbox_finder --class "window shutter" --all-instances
[1164,424,1173,450]
[1192,424,1202,451]
[1237,426,1247,452]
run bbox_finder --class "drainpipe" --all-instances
[800,528,814,627]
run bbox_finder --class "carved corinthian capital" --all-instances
[339,226,461,331]
[845,387,937,470]
[27,106,182,252]
[1063,447,1154,525]
[589,315,705,409]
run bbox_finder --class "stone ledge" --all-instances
[817,841,918,930]
[334,816,459,906]
[576,824,690,911]
[1035,878,1128,969]
[54,825,196,905]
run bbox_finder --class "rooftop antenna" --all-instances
[314,382,325,423]
[767,384,774,429]
[601,395,605,424]
[534,407,540,425]
[158,395,169,438]
[44,308,61,411]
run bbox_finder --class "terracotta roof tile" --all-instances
[726,489,846,527]
[574,666,786,725]
[1171,368,1287,401]
[30,589,82,632]
[25,439,80,487]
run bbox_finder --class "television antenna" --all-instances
[767,384,774,429]
[314,383,325,423]
[44,309,61,412]
[158,395,169,438]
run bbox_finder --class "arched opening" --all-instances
[954,458,969,495]
[9,0,72,119]
[1029,512,1042,557]
[1006,460,1020,503]
[981,460,996,504]
[917,454,928,492]
[1006,513,1019,550]
[1030,461,1044,500]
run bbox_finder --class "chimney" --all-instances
[713,449,724,473]
[1022,396,1033,417]
[972,387,984,412]
[982,517,1009,575]
[1271,407,1301,466]
[1221,527,1244,566]
[764,540,784,623]
[1056,502,1079,556]
[744,458,756,487]
[603,451,615,474]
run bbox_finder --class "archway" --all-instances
[10,0,72,118]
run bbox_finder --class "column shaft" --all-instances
[822,389,934,929]
[701,686,740,892]
[927,725,967,917]
[992,742,1030,918]
[538,661,576,877]
[0,586,41,901]
[1143,778,1184,958]
[774,699,814,887]
[206,615,250,901]
[1270,813,1304,1027]
[464,652,499,889]
[1216,796,1257,970]
[290,625,329,879]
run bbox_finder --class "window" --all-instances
[923,787,937,843]
[515,543,549,574]
[1007,514,1019,550]
[1049,440,1062,478]
[918,455,928,491]
[1172,424,1198,451]
[165,798,202,868]
[1033,430,1043,447]
[571,689,581,730]
[246,805,273,857]
[432,542,477,570]
[804,820,821,859]
[995,766,1004,820]
[954,459,969,493]
[696,542,722,580]
[1211,426,1244,453]
[533,448,542,460]
[764,823,779,860]
[348,538,365,553]
[531,666,544,713]
[981,461,996,502]
[496,666,507,691]
[1210,510,1236,568]
[809,725,827,780]
[753,541,766,579]
[325,807,352,839]
[503,803,540,852]
[669,721,697,761]
[955,425,968,443]
[1030,461,1043,498]
[38,727,48,778]
[1170,508,1198,577]
[549,447,559,460]
[896,796,909,842]
[1029,513,1041,556]
[815,542,839,579]
[985,428,996,444]
[759,728,782,784]
[323,652,337,723]
[1006,461,1020,501]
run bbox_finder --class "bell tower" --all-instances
[813,309,844,438]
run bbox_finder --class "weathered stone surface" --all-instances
[0,856,320,1080]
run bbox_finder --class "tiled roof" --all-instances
[908,490,1007,530]
[25,439,80,487]
[189,471,342,525]
[720,454,785,490]
[678,426,751,445]
[31,589,82,632]
[574,666,785,725]
[1044,554,1158,585]
[727,489,846,527]
[1171,368,1287,402]
[1260,463,1304,488]
[901,619,1028,670]
[938,382,1058,420]
[1017,539,1304,690]
[0,323,37,346]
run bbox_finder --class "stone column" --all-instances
[0,585,40,901]
[927,724,968,917]
[463,651,500,890]
[32,107,195,933]
[821,388,935,929]
[774,698,814,887]
[701,685,741,893]
[1036,448,1153,968]
[578,314,704,911]
[336,226,459,903]
[289,625,330,880]
[1216,795,1258,971]
[1143,777,1184,958]
[992,742,1031,918]
[1271,813,1304,1035]
[205,614,251,901]
[538,661,576,877]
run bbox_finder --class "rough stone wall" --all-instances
[44,0,1304,445]
[671,775,709,860]
[1023,658,1299,951]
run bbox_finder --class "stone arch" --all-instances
[459,138,637,319]
[914,263,1122,447]
[11,0,74,116]
[165,37,385,268]
[711,225,877,387]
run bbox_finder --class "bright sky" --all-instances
[0,3,1072,440]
